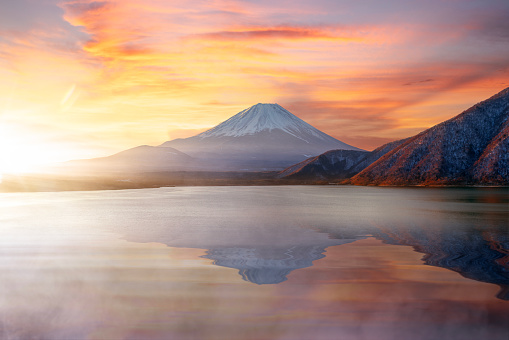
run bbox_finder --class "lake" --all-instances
[0,186,507,339]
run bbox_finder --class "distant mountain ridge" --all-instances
[350,87,509,185]
[55,145,198,174]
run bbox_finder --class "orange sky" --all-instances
[0,0,508,173]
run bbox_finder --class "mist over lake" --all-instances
[0,186,507,340]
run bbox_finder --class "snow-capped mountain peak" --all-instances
[197,103,331,140]
[160,103,361,170]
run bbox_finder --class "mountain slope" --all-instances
[351,87,509,185]
[59,145,196,174]
[161,103,361,170]
[278,150,369,180]
[471,114,509,183]
[279,138,408,181]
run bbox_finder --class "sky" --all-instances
[0,0,508,173]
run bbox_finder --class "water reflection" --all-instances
[314,207,509,300]
[1,186,507,299]
[89,187,505,299]
[370,226,509,300]
[195,224,508,300]
[204,242,357,284]
[1,186,507,340]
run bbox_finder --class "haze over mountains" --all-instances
[62,103,359,173]
[65,145,196,173]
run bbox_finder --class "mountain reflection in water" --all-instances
[197,225,508,300]
[203,243,357,285]
[3,186,506,300]
[89,186,506,300]
[372,226,509,300]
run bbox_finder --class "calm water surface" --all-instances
[0,186,507,340]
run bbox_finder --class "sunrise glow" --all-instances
[1,0,508,174]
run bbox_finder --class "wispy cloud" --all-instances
[188,26,365,42]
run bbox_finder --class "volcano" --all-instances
[161,103,360,170]
[57,103,359,174]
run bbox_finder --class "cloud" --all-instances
[0,0,89,51]
[3,0,509,160]
[0,0,66,31]
[63,1,109,16]
[61,0,113,28]
[403,79,435,86]
[473,11,509,41]
[189,26,363,42]
[284,100,402,129]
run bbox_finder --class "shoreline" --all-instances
[1,171,507,193]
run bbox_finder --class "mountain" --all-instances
[54,103,361,175]
[57,145,197,174]
[278,138,408,181]
[350,87,509,185]
[278,149,369,180]
[161,103,361,170]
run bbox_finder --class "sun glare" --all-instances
[0,123,71,177]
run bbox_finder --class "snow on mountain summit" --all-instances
[197,103,332,141]
[160,103,361,170]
